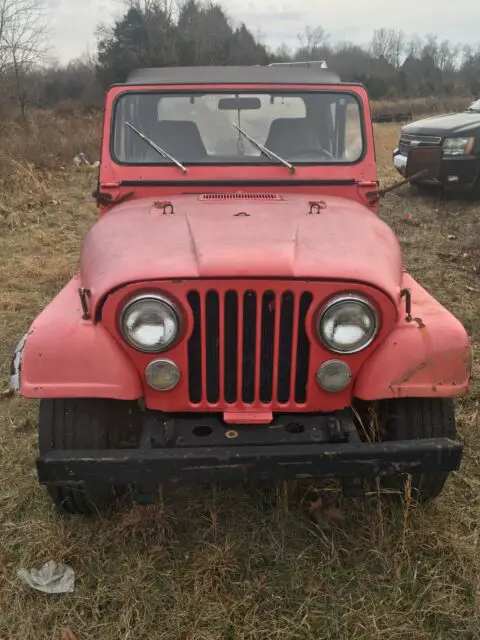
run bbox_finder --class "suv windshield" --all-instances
[113,91,364,165]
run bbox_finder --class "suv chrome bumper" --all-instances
[393,147,480,187]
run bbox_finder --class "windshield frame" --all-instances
[110,88,367,168]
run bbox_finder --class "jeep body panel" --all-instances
[355,273,472,399]
[98,82,377,212]
[16,272,470,407]
[81,194,402,316]
[18,277,142,399]
[99,278,398,414]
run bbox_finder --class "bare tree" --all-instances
[297,26,328,58]
[437,40,460,73]
[405,35,423,59]
[370,28,404,68]
[0,0,50,122]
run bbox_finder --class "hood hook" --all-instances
[309,201,327,214]
[153,201,174,214]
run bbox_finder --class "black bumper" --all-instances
[393,149,480,188]
[37,439,462,486]
[37,412,463,488]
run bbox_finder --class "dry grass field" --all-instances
[0,116,479,640]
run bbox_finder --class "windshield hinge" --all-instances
[93,189,134,207]
[99,181,121,189]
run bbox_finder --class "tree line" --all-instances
[1,0,480,118]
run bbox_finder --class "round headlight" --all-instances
[121,294,179,353]
[318,295,378,354]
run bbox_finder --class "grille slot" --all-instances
[187,286,313,406]
[224,291,238,404]
[277,292,295,403]
[295,293,314,403]
[187,291,202,403]
[242,291,257,403]
[205,291,220,403]
[259,291,276,403]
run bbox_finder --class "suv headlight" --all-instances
[442,137,475,157]
[121,294,180,352]
[318,294,378,354]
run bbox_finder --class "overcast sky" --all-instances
[51,0,480,63]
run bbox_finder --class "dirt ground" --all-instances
[0,123,479,640]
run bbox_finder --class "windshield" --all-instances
[467,99,480,112]
[113,91,364,165]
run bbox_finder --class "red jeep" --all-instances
[10,64,472,514]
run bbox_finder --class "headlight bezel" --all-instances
[120,292,182,354]
[317,293,379,355]
[442,136,475,157]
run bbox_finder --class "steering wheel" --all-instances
[289,147,334,160]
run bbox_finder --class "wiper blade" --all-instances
[125,121,187,174]
[232,122,295,174]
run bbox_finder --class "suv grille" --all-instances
[399,133,443,155]
[187,288,314,406]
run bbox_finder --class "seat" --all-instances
[264,118,320,157]
[153,120,207,161]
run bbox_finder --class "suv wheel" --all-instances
[377,397,456,503]
[38,398,141,515]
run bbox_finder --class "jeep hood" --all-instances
[404,111,480,136]
[81,194,402,312]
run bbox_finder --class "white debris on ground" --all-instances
[73,153,100,169]
[17,560,75,594]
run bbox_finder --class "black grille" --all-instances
[187,288,313,405]
[399,133,442,155]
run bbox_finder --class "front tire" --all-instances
[379,397,456,502]
[38,398,141,515]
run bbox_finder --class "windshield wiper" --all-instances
[125,121,187,174]
[232,122,295,174]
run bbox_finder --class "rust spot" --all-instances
[393,362,427,385]
[412,317,426,329]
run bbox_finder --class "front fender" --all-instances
[355,274,472,399]
[13,277,142,399]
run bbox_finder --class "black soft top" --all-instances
[123,65,342,86]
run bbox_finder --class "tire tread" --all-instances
[382,397,456,502]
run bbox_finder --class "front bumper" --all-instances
[393,148,480,188]
[37,412,463,489]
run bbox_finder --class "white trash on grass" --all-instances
[17,560,75,594]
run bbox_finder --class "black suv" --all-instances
[393,99,480,191]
